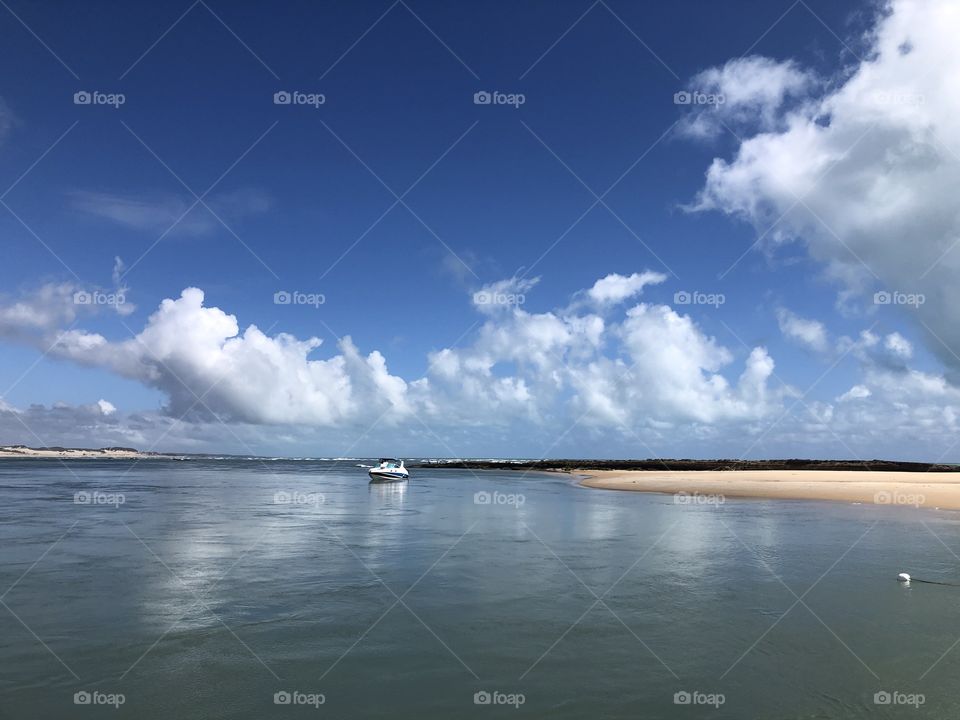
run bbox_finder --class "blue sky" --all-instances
[1,0,958,460]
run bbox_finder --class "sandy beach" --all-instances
[0,445,167,459]
[579,469,960,510]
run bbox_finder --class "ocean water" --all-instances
[1,458,959,718]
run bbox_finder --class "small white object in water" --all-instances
[897,572,911,582]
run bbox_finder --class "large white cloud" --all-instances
[0,276,780,441]
[688,0,960,377]
[3,271,957,459]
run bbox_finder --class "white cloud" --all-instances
[885,331,913,359]
[688,0,960,377]
[837,384,871,402]
[584,271,667,306]
[0,277,780,441]
[776,307,830,353]
[0,283,78,336]
[472,276,539,314]
[3,275,956,459]
[679,56,816,139]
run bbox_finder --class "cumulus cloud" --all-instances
[678,56,816,139]
[776,307,830,353]
[837,384,871,402]
[472,276,539,314]
[0,283,79,337]
[688,0,960,377]
[3,273,955,459]
[0,276,781,443]
[584,271,667,307]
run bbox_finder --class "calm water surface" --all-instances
[2,459,960,718]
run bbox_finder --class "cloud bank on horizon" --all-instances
[0,265,954,459]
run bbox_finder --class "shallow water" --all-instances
[1,459,959,718]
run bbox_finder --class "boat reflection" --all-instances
[368,478,408,501]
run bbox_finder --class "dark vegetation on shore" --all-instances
[410,459,960,472]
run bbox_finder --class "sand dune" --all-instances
[0,445,166,459]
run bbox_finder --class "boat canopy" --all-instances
[379,458,401,464]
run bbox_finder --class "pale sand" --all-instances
[579,469,960,510]
[0,446,163,459]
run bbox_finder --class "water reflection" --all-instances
[368,479,408,502]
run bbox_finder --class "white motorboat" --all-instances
[368,458,409,482]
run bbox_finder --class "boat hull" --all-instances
[368,469,408,482]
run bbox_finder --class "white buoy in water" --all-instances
[898,572,911,582]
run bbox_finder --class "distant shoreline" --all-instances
[0,445,178,460]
